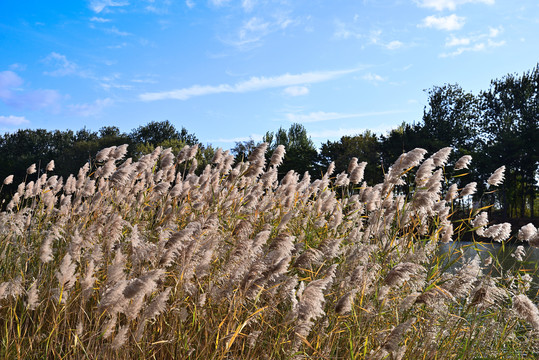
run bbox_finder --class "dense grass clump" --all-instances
[1,143,538,359]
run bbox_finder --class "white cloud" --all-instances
[89,0,129,13]
[440,40,504,57]
[210,0,230,6]
[445,35,471,46]
[368,29,382,44]
[222,15,293,49]
[420,14,465,31]
[140,68,359,101]
[90,16,111,22]
[43,52,82,77]
[68,98,113,116]
[385,40,403,50]
[185,0,195,8]
[0,71,62,112]
[105,26,131,36]
[0,71,23,99]
[333,20,361,40]
[416,0,494,11]
[131,77,158,84]
[334,23,403,50]
[284,110,404,124]
[0,115,30,126]
[9,63,27,71]
[100,74,133,90]
[283,86,309,96]
[441,26,505,56]
[107,42,128,49]
[242,0,255,12]
[489,27,500,37]
[362,73,387,83]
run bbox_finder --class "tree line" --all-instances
[1,65,537,218]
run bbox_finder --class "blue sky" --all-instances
[1,0,538,149]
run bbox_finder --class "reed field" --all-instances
[1,143,538,359]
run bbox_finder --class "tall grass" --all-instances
[0,143,538,359]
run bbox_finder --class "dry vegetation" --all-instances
[1,143,538,359]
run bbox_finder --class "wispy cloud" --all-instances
[334,23,403,50]
[42,52,87,77]
[222,15,294,49]
[0,71,23,99]
[9,63,27,71]
[90,16,111,22]
[362,72,387,83]
[0,71,62,112]
[0,115,30,126]
[105,26,131,36]
[385,40,404,50]
[284,110,404,124]
[415,0,494,11]
[107,42,128,49]
[445,35,471,46]
[440,26,504,57]
[283,86,309,96]
[145,3,170,15]
[140,68,360,101]
[242,0,255,12]
[333,20,362,40]
[419,14,465,31]
[185,0,195,8]
[210,0,230,6]
[68,98,113,116]
[100,74,133,90]
[89,0,129,13]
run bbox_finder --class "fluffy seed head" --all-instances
[513,294,539,330]
[350,162,367,184]
[3,175,14,185]
[487,166,505,186]
[454,155,472,170]
[27,163,37,175]
[46,160,55,172]
[483,223,512,242]
[269,145,286,167]
[518,223,537,242]
[460,182,477,197]
[430,147,452,167]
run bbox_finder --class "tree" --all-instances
[231,139,256,162]
[320,130,383,184]
[0,129,75,197]
[479,65,539,217]
[264,123,320,178]
[380,122,425,172]
[99,126,122,138]
[130,120,198,146]
[421,84,480,152]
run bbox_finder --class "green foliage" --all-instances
[264,123,320,178]
[231,138,256,162]
[479,65,539,217]
[422,83,480,151]
[320,130,383,184]
[130,120,198,146]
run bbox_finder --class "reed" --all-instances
[0,143,537,359]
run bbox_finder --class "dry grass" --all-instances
[0,144,538,359]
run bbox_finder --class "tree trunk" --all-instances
[521,181,526,217]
